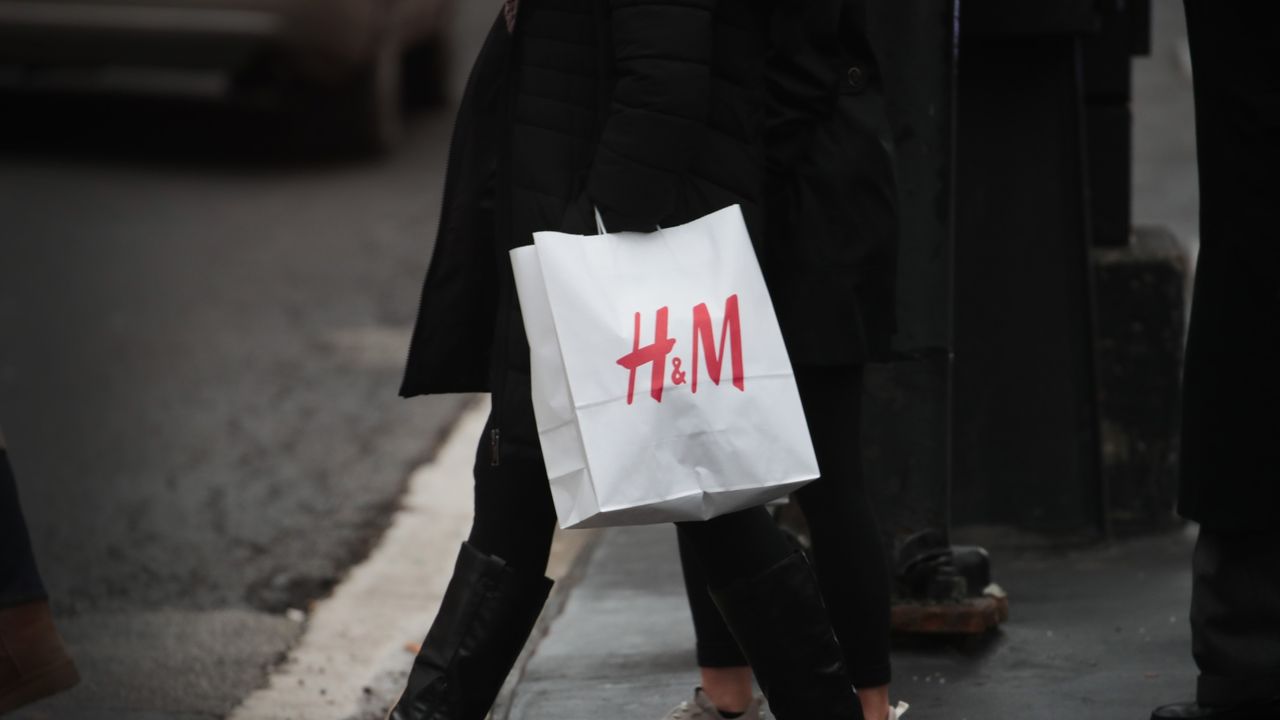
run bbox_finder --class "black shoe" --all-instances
[388,542,553,720]
[1151,696,1280,720]
[710,551,863,720]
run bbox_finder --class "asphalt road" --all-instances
[0,5,497,718]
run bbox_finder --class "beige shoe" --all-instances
[661,688,765,720]
[887,700,910,719]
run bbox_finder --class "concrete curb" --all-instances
[228,397,491,720]
[226,396,603,720]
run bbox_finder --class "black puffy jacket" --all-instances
[402,0,774,397]
[401,0,896,396]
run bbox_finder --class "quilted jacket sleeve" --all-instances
[587,0,717,231]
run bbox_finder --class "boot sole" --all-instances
[0,658,81,714]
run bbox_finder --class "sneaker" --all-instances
[887,700,910,720]
[661,688,765,720]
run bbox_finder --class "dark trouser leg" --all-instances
[0,447,47,609]
[791,365,891,689]
[677,529,747,668]
[465,371,560,574]
[1175,0,1280,710]
[677,508,794,592]
[1191,528,1280,706]
[391,371,558,720]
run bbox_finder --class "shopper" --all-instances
[390,2,865,719]
[664,2,900,719]
[1150,3,1280,719]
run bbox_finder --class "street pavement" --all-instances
[500,525,1198,720]
[0,3,499,718]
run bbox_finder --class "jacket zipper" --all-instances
[487,18,524,467]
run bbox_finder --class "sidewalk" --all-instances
[498,524,1198,720]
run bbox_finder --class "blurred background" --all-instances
[0,0,484,715]
[0,0,1203,718]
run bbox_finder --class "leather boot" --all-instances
[389,542,553,720]
[0,601,80,714]
[710,551,863,720]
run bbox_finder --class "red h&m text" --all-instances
[616,294,745,405]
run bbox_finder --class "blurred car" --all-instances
[0,0,455,150]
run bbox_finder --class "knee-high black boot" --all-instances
[389,542,553,720]
[710,551,864,720]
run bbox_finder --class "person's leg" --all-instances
[0,434,47,608]
[678,509,862,720]
[390,372,559,720]
[1190,528,1280,708]
[0,429,80,715]
[673,364,894,719]
[676,528,754,715]
[677,508,792,588]
[1150,3,1280,719]
[464,395,560,577]
[791,365,892,718]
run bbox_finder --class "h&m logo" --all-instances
[616,294,744,404]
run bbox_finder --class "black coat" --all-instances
[1177,1,1280,532]
[401,0,896,397]
[763,0,897,363]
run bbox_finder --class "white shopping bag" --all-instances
[510,205,818,529]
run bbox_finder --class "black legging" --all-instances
[678,365,892,688]
[0,446,48,609]
[465,369,795,593]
